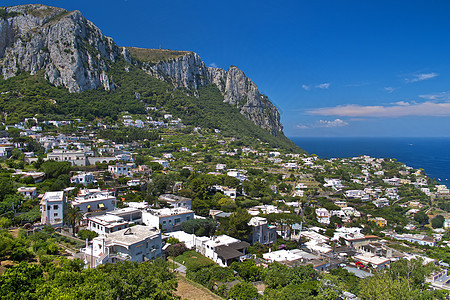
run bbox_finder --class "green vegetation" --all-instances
[127,47,191,63]
[0,59,302,152]
[0,259,178,299]
[173,250,215,271]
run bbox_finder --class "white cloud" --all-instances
[295,124,309,129]
[392,101,410,106]
[295,119,348,129]
[308,101,450,117]
[209,62,218,68]
[302,82,330,90]
[316,83,330,89]
[405,72,438,83]
[419,91,450,101]
[384,87,395,93]
[317,119,348,128]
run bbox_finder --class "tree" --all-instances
[181,218,217,237]
[39,161,71,179]
[0,262,44,299]
[413,211,429,226]
[77,229,98,241]
[65,207,83,236]
[225,208,252,240]
[431,215,445,229]
[228,282,260,300]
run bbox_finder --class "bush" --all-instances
[10,247,34,262]
[166,243,188,258]
[78,229,98,241]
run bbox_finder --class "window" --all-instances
[54,213,58,217]
[53,205,59,210]
[175,218,181,224]
[162,221,166,225]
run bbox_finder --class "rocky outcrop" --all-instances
[0,4,283,136]
[147,53,283,136]
[0,4,120,92]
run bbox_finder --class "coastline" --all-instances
[289,137,450,187]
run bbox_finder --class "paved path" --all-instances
[168,258,187,274]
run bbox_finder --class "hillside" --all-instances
[0,4,302,152]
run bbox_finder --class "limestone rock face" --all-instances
[0,4,120,92]
[143,52,210,90]
[148,53,283,136]
[0,4,283,136]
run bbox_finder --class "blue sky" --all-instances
[4,0,450,137]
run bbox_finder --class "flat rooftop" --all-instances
[103,225,160,246]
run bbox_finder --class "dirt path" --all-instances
[175,274,223,300]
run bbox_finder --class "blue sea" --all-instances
[290,137,450,186]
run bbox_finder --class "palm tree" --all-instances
[65,206,83,237]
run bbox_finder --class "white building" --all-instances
[372,198,389,208]
[84,225,162,267]
[158,194,192,210]
[391,233,436,247]
[17,186,37,198]
[227,170,247,181]
[316,208,330,224]
[71,189,116,214]
[196,235,249,267]
[152,159,169,169]
[142,208,194,232]
[248,217,277,245]
[211,185,237,200]
[88,215,129,236]
[108,164,129,178]
[40,191,65,227]
[70,172,94,186]
[47,150,87,166]
[324,178,345,190]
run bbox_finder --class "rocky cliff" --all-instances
[0,4,283,136]
[142,52,283,136]
[0,4,119,92]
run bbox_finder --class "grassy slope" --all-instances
[127,47,191,63]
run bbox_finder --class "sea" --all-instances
[290,137,450,187]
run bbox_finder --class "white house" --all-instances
[248,217,277,245]
[17,186,37,198]
[71,189,116,214]
[372,198,389,208]
[40,191,65,227]
[71,172,94,186]
[152,159,169,169]
[196,235,250,267]
[211,185,237,200]
[108,164,129,178]
[142,207,194,232]
[227,170,247,181]
[316,208,330,224]
[158,194,192,210]
[216,164,227,171]
[324,178,345,190]
[84,225,162,267]
[88,214,129,236]
[47,150,88,166]
[392,234,436,247]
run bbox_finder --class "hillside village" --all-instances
[1,111,450,299]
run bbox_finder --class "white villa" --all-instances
[40,191,65,227]
[84,225,162,267]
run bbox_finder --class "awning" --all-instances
[98,203,105,208]
[87,205,91,209]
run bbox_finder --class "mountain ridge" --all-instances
[0,4,295,147]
